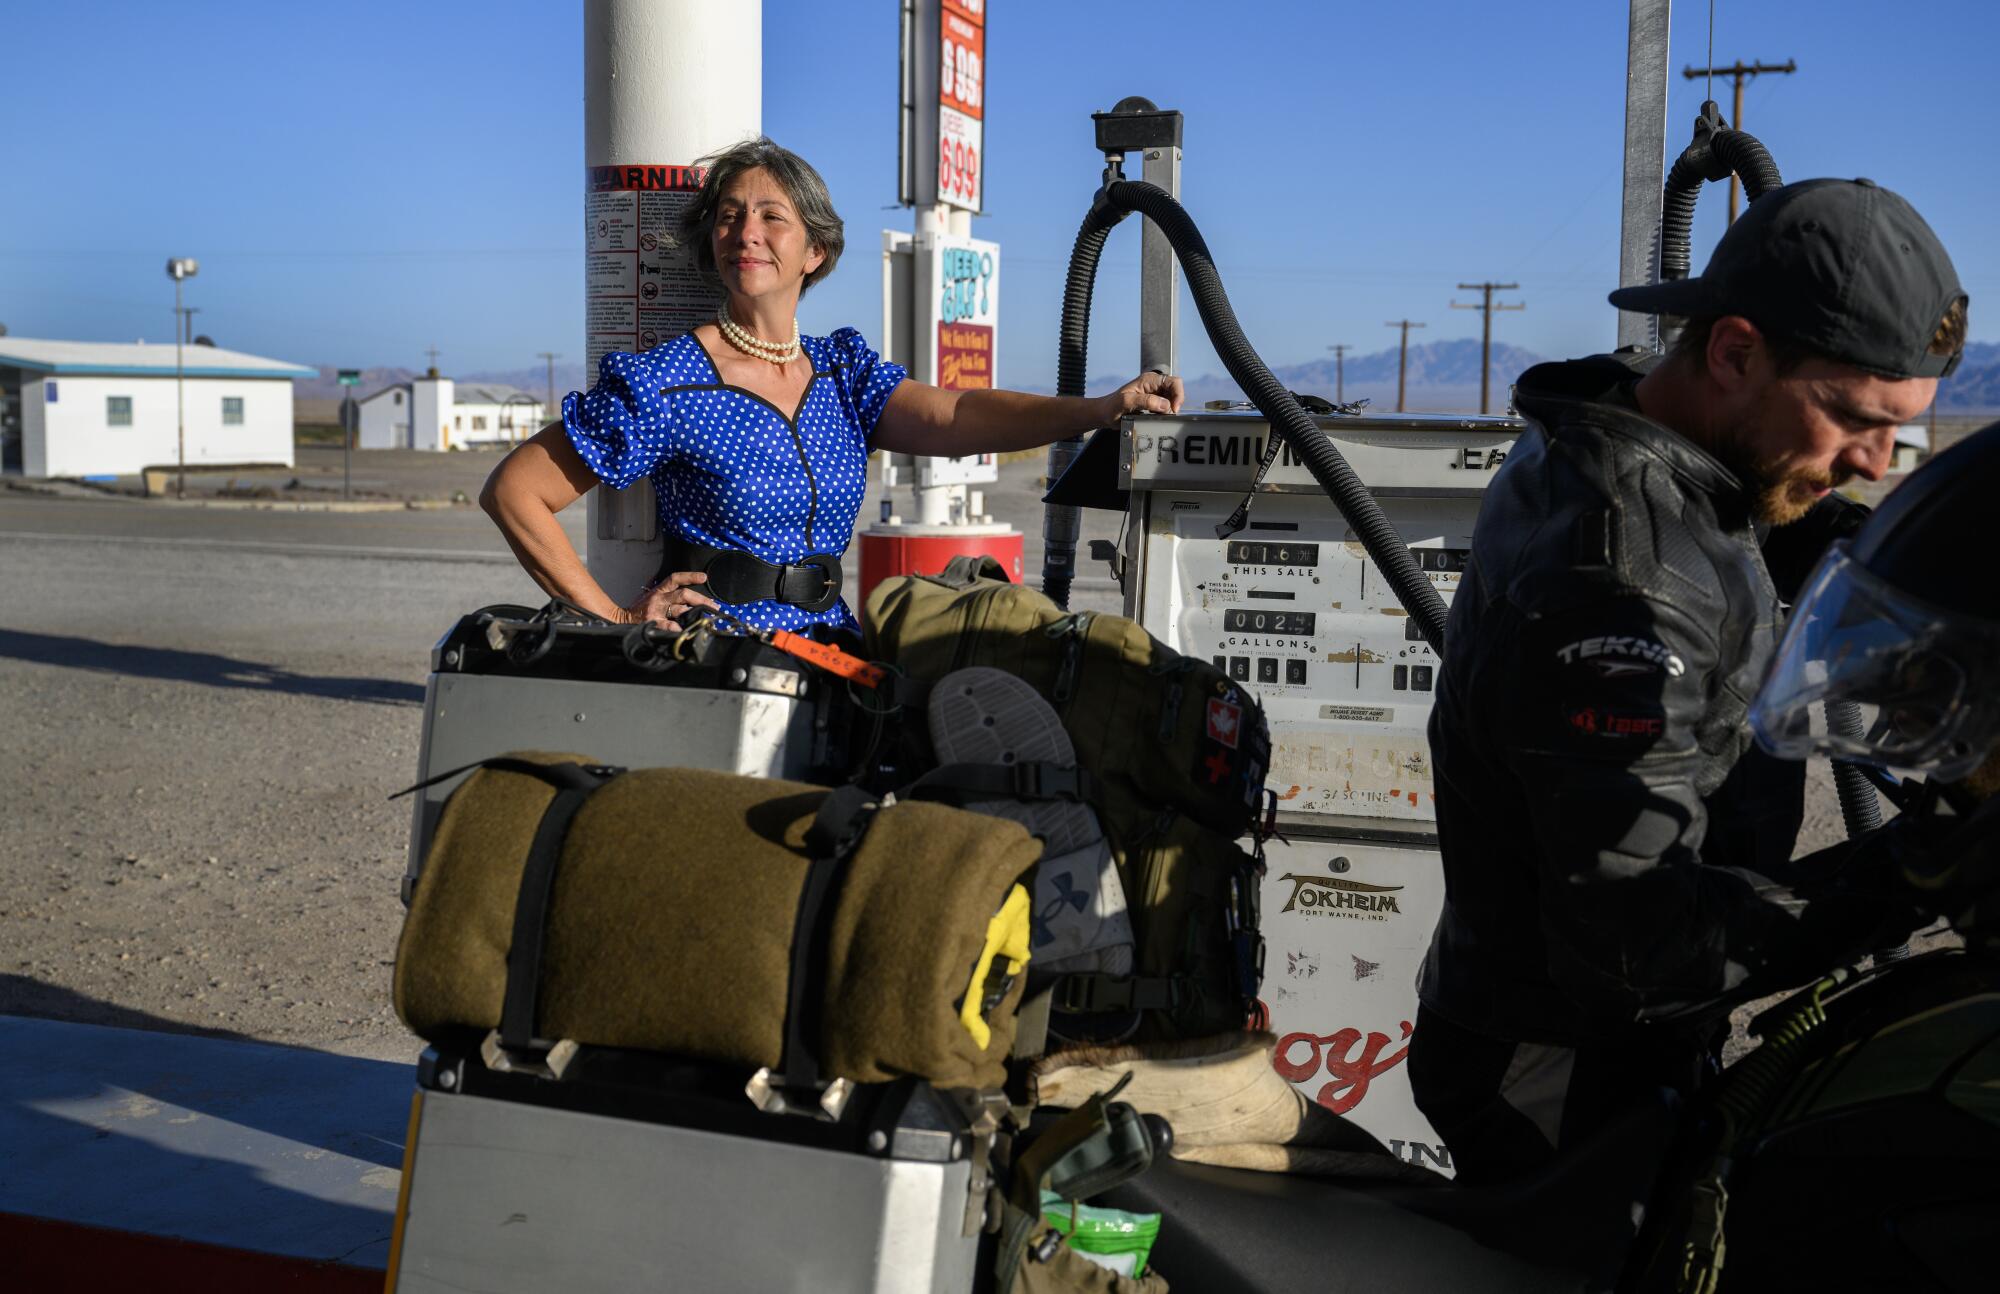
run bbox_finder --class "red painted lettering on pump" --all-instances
[1274,1020,1414,1114]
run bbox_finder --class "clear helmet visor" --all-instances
[1751,545,2000,781]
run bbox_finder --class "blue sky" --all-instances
[3,0,1995,389]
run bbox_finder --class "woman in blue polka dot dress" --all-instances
[481,138,1181,636]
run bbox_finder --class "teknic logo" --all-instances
[1279,872,1404,919]
[1554,635,1686,678]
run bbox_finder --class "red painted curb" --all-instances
[1,1212,383,1293]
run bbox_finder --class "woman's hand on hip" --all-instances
[1098,371,1185,423]
[622,570,718,631]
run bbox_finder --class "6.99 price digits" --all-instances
[939,138,979,205]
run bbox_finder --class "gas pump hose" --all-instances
[1039,179,1453,653]
[1660,124,1784,282]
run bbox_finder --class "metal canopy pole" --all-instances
[1618,0,1673,352]
[1139,137,1181,376]
[582,0,760,606]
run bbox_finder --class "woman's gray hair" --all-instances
[680,137,845,293]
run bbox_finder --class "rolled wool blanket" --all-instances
[394,758,1040,1090]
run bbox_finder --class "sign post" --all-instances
[867,0,1017,599]
[336,369,361,500]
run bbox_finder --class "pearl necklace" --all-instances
[716,301,801,365]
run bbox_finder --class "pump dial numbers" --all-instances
[1227,541,1320,567]
[1223,609,1317,636]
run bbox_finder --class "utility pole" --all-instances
[1452,282,1524,415]
[1327,343,1350,404]
[536,351,560,426]
[1681,59,1796,223]
[1383,320,1426,413]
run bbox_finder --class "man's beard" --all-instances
[1747,458,1845,526]
[1711,420,1850,525]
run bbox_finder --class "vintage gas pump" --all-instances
[1115,408,1519,1170]
[1040,104,1527,1171]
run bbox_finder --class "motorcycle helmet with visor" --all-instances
[1751,421,2000,781]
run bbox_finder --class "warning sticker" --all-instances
[1318,705,1396,724]
[585,165,716,371]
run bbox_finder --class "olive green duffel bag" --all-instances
[393,755,1038,1091]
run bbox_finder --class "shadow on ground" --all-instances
[0,627,423,706]
[0,974,267,1047]
[1,974,413,1175]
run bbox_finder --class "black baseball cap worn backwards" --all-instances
[1611,177,1967,379]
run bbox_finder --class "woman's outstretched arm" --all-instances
[871,371,1184,457]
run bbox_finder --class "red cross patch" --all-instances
[1206,698,1242,749]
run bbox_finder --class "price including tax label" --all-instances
[1224,609,1317,636]
[1226,540,1321,567]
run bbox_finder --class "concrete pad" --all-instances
[0,1014,414,1268]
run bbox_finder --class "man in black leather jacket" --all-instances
[1409,178,1968,1184]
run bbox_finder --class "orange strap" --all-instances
[767,629,889,689]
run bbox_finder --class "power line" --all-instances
[1383,321,1426,413]
[1681,59,1797,223]
[1328,342,1360,402]
[1451,282,1525,415]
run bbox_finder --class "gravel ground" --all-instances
[0,445,1954,1069]
[0,533,541,1061]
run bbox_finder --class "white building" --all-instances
[1891,424,1928,474]
[0,338,313,478]
[358,375,545,451]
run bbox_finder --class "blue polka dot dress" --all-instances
[562,327,907,633]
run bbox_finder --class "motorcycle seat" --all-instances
[1098,1094,1679,1293]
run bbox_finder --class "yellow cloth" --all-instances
[961,883,1033,1049]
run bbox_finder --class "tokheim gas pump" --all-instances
[1042,99,1526,1172]
[1117,405,1518,1172]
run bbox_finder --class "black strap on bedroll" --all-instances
[496,760,620,1053]
[769,784,882,1096]
[486,758,623,1054]
[660,536,842,614]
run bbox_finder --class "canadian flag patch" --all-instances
[1206,698,1242,749]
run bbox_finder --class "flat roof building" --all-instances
[0,338,315,478]
[358,377,545,452]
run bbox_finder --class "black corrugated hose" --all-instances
[1038,179,1453,652]
[1824,698,1911,960]
[1037,196,1124,612]
[1660,119,1785,282]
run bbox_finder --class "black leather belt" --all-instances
[658,537,844,614]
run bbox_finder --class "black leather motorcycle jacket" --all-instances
[1416,350,1870,1047]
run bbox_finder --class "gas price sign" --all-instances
[938,0,985,211]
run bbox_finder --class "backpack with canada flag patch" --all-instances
[864,556,1269,1043]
